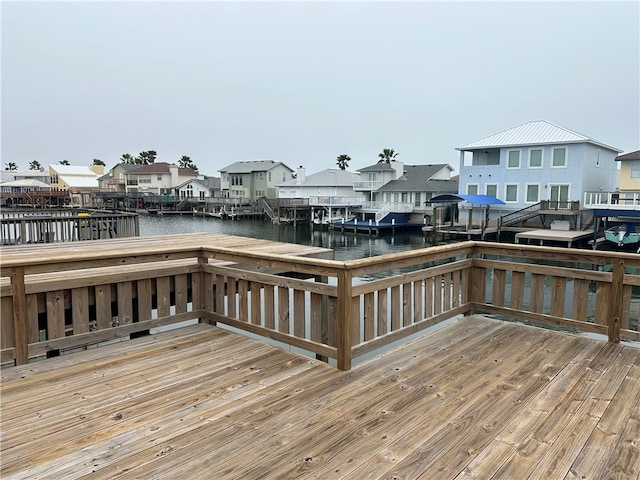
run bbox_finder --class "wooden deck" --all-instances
[2,315,638,479]
[514,229,594,247]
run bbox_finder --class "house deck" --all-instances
[2,315,638,479]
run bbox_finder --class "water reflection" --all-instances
[139,215,434,261]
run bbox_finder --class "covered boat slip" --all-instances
[2,316,639,479]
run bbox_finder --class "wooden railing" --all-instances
[1,210,139,244]
[1,240,638,370]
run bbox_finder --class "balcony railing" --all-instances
[353,180,384,190]
[308,196,364,207]
[583,191,640,210]
[1,237,638,370]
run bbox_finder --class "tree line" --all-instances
[6,148,397,173]
[4,152,198,173]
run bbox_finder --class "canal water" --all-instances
[139,214,437,262]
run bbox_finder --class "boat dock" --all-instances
[515,228,594,247]
[329,219,423,234]
[2,315,638,479]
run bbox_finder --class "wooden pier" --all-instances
[2,316,639,479]
[515,228,594,247]
[2,234,639,478]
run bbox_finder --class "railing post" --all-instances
[196,254,209,324]
[608,258,624,344]
[336,268,353,371]
[11,266,28,365]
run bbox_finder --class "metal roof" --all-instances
[456,120,622,152]
[58,175,99,188]
[428,194,505,205]
[0,178,50,188]
[279,169,360,187]
[49,165,98,175]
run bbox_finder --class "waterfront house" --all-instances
[456,121,623,221]
[375,164,458,210]
[49,164,105,208]
[219,160,294,201]
[97,163,140,193]
[175,177,221,200]
[123,162,198,195]
[277,167,363,200]
[354,160,405,201]
[615,149,640,192]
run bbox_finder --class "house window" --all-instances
[505,184,518,203]
[282,174,286,182]
[485,184,498,198]
[255,172,263,180]
[467,184,479,195]
[552,147,567,167]
[50,174,58,183]
[526,184,540,203]
[199,191,205,200]
[630,162,640,178]
[138,175,152,184]
[414,192,421,207]
[231,175,243,186]
[507,150,520,169]
[393,192,399,202]
[268,172,272,182]
[529,149,543,168]
[157,175,162,181]
[255,190,265,198]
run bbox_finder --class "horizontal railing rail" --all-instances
[2,238,638,370]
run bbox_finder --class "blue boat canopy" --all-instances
[428,194,505,205]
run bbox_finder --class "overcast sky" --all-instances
[2,1,639,176]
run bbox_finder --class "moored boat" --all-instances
[604,222,640,251]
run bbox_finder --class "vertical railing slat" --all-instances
[71,287,89,334]
[11,267,28,365]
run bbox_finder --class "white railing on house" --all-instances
[353,180,384,190]
[308,196,364,207]
[583,191,640,210]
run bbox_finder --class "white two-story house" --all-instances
[456,121,622,216]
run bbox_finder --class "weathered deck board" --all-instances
[1,316,639,479]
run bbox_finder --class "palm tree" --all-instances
[4,162,18,171]
[336,154,351,171]
[137,150,157,165]
[377,148,398,164]
[92,158,105,166]
[59,160,70,166]
[29,160,41,170]
[120,153,135,164]
[178,155,192,168]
